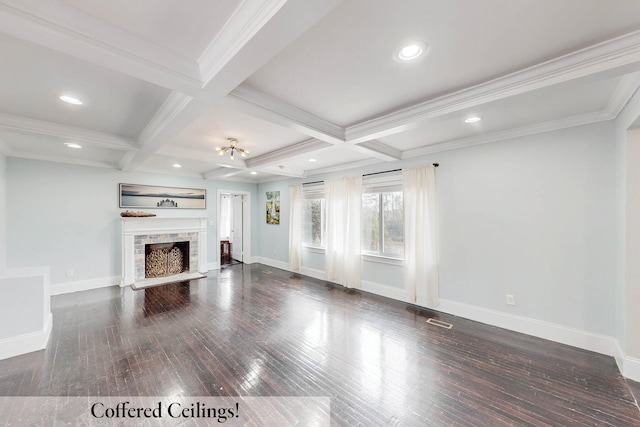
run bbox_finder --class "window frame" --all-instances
[301,184,326,250]
[361,171,404,260]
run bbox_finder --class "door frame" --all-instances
[216,189,251,268]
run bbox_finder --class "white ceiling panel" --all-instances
[165,105,307,157]
[1,129,124,167]
[0,33,170,139]
[378,75,624,151]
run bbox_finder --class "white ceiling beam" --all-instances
[227,84,345,144]
[199,0,288,85]
[259,166,306,178]
[0,0,202,94]
[244,139,332,169]
[607,72,640,119]
[119,0,346,173]
[0,113,138,150]
[349,140,402,162]
[305,158,383,177]
[136,92,194,149]
[347,30,640,143]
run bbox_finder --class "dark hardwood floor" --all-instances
[1,263,639,426]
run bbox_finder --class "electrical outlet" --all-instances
[506,294,516,305]
[274,249,278,257]
[66,269,74,278]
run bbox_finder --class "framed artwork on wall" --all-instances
[266,191,280,224]
[119,184,206,209]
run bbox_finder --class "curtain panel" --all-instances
[325,176,362,288]
[403,165,439,307]
[289,184,303,271]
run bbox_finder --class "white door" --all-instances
[231,195,243,262]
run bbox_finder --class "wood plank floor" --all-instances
[1,263,639,426]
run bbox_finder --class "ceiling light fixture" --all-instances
[250,171,257,175]
[60,95,83,105]
[172,164,182,168]
[64,142,82,149]
[215,138,249,161]
[308,158,317,162]
[397,41,428,61]
[464,116,482,123]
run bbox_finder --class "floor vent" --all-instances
[427,318,453,329]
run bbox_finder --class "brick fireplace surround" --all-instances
[121,217,208,288]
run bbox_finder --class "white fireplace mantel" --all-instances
[121,217,208,287]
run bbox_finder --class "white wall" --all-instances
[256,121,619,338]
[0,266,51,360]
[0,151,6,271]
[623,128,640,360]
[6,158,258,287]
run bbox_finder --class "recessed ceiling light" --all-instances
[397,41,428,61]
[172,164,182,168]
[60,95,83,105]
[64,142,82,149]
[464,116,482,123]
[250,171,257,175]
[308,158,317,162]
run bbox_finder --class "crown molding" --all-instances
[8,150,118,169]
[228,85,345,144]
[133,165,205,180]
[244,138,332,169]
[199,0,287,85]
[347,30,640,143]
[0,1,202,94]
[402,110,613,159]
[0,113,138,150]
[0,137,11,156]
[137,92,194,148]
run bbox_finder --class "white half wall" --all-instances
[0,266,52,360]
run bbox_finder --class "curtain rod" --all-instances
[302,163,439,185]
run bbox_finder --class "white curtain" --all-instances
[219,195,231,240]
[289,184,303,271]
[403,165,439,307]
[325,176,362,288]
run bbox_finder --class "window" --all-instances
[361,172,403,258]
[302,184,326,248]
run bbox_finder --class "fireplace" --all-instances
[121,217,208,288]
[145,241,190,278]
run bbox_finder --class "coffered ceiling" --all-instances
[1,0,640,183]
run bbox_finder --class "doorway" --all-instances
[217,190,251,268]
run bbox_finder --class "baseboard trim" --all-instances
[361,280,405,302]
[51,276,120,295]
[0,312,52,361]
[437,299,619,358]
[623,354,640,382]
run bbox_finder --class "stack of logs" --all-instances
[146,247,184,278]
